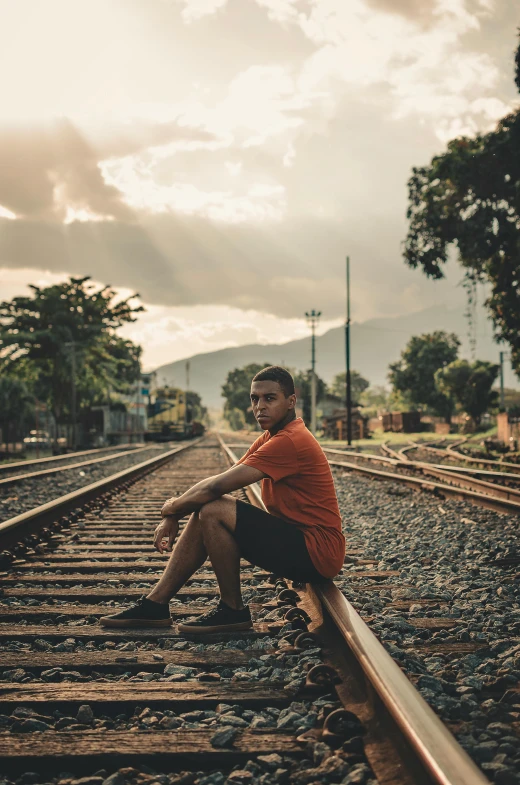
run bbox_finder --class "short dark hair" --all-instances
[252,366,295,398]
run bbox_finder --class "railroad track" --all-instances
[322,444,520,516]
[406,441,520,475]
[0,444,159,488]
[0,433,490,785]
[0,443,143,476]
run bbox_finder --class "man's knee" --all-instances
[199,496,236,530]
[199,500,221,526]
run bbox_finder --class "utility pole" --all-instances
[345,256,352,446]
[35,398,40,459]
[64,341,77,451]
[184,361,190,434]
[500,351,505,411]
[305,310,321,435]
[499,350,512,411]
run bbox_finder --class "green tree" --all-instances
[388,331,460,421]
[227,407,246,431]
[0,376,34,452]
[435,360,499,426]
[0,277,143,435]
[359,385,390,412]
[293,369,327,427]
[186,390,208,423]
[221,363,272,428]
[403,35,520,375]
[330,370,370,404]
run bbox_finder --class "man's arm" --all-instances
[161,464,266,519]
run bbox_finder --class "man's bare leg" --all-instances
[198,496,243,610]
[146,511,207,604]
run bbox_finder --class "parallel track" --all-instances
[0,444,160,488]
[322,445,520,516]
[0,443,142,475]
[408,441,520,474]
[0,433,489,784]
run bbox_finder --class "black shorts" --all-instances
[234,499,325,583]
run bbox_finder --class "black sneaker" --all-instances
[99,596,172,628]
[177,599,252,634]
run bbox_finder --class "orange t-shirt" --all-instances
[237,417,345,579]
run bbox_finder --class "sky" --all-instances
[0,0,518,370]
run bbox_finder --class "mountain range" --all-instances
[152,304,518,409]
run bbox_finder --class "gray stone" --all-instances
[70,778,104,785]
[276,711,301,729]
[17,719,52,732]
[210,726,239,748]
[76,704,94,724]
[226,771,253,784]
[340,763,372,784]
[33,639,53,652]
[198,774,225,785]
[102,775,125,785]
[219,714,248,727]
[20,773,40,784]
[318,756,350,779]
[257,753,284,771]
[164,664,195,677]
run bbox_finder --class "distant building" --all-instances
[381,411,421,433]
[321,406,369,441]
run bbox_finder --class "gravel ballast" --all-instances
[0,446,172,524]
[333,468,520,783]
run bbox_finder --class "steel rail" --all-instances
[316,584,488,785]
[397,443,416,461]
[380,441,408,462]
[421,463,520,480]
[324,445,518,479]
[0,445,159,487]
[0,443,141,474]
[0,438,203,550]
[410,462,520,502]
[417,443,520,474]
[327,457,520,515]
[218,435,489,785]
[402,442,520,482]
[445,443,520,472]
[323,448,520,506]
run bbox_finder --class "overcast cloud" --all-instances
[0,0,518,363]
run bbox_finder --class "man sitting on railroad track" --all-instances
[100,365,345,633]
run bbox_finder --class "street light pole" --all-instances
[345,256,352,446]
[305,309,321,435]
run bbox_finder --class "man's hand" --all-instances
[153,515,179,553]
[161,497,178,519]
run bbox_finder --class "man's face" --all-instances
[250,380,296,430]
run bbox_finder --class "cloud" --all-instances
[0,0,517,344]
[294,0,507,137]
[176,0,228,22]
[0,266,342,370]
[0,189,469,324]
[0,118,220,222]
